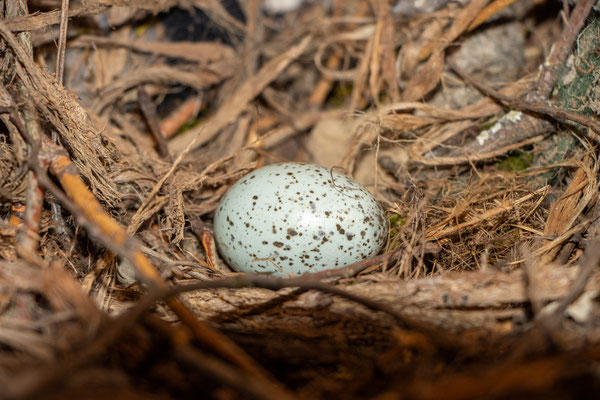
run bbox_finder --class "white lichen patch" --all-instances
[476,111,523,146]
[476,122,501,146]
[505,110,523,122]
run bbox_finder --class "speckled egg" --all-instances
[213,163,387,276]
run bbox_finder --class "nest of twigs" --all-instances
[2,0,600,399]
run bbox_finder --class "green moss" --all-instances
[389,214,405,226]
[555,17,600,116]
[388,214,407,237]
[531,17,598,184]
[494,150,533,172]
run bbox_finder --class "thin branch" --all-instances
[55,0,69,86]
[138,85,170,158]
[128,272,415,328]
[536,0,596,99]
[443,0,597,159]
[542,239,600,330]
[175,345,297,400]
[451,63,600,136]
[0,107,283,395]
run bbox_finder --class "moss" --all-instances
[388,214,407,237]
[494,150,534,172]
[555,17,600,116]
[389,214,407,228]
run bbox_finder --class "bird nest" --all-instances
[1,1,600,399]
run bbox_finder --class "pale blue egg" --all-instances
[214,163,387,276]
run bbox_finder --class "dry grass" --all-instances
[1,0,600,399]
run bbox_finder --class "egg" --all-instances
[213,162,387,276]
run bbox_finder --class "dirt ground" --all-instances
[2,0,600,399]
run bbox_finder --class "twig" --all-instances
[47,155,275,387]
[15,171,44,265]
[200,228,231,274]
[159,95,203,138]
[170,35,312,154]
[541,239,600,330]
[0,98,44,262]
[127,136,196,234]
[55,0,69,86]
[137,85,170,158]
[8,279,306,400]
[404,354,573,400]
[451,63,600,136]
[309,1,369,107]
[426,186,548,240]
[306,240,441,280]
[6,4,109,33]
[140,245,204,268]
[175,345,296,400]
[467,0,517,31]
[311,247,402,279]
[402,0,488,101]
[6,289,155,399]
[0,107,280,392]
[442,0,597,159]
[536,0,596,99]
[0,19,120,207]
[143,315,297,400]
[522,245,543,318]
[128,270,411,327]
